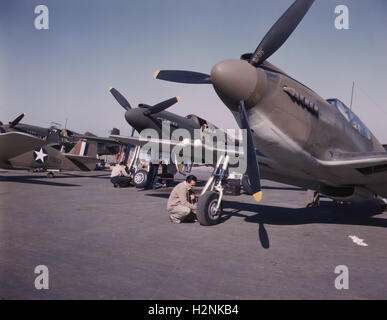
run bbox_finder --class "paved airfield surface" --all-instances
[0,168,386,300]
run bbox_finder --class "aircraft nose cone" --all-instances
[124,109,133,125]
[125,109,143,132]
[211,60,258,101]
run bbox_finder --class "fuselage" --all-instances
[0,123,97,171]
[211,59,385,191]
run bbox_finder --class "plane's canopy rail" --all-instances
[327,98,371,140]
[185,114,218,131]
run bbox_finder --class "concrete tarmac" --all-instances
[0,168,386,299]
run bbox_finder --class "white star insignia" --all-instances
[34,148,48,163]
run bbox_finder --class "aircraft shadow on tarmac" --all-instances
[222,200,387,227]
[145,192,387,249]
[222,200,387,249]
[145,193,170,199]
[0,172,111,187]
[58,172,111,180]
[0,175,81,187]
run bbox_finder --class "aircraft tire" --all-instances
[197,191,222,226]
[133,170,148,189]
[241,175,254,195]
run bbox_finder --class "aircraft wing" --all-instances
[110,135,151,147]
[110,135,243,156]
[63,154,100,171]
[74,135,124,145]
[318,151,387,169]
[318,151,387,197]
[0,132,47,162]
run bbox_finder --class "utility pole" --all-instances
[350,81,355,110]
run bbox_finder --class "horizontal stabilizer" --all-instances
[63,154,100,171]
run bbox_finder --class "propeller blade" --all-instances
[143,97,181,116]
[250,0,315,66]
[153,70,212,84]
[130,127,135,137]
[9,113,26,127]
[239,101,262,201]
[109,87,132,110]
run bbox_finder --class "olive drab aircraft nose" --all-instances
[210,60,258,102]
[210,60,267,107]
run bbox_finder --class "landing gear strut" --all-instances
[305,190,320,208]
[197,155,229,226]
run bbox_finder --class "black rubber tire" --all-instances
[47,172,54,178]
[133,170,148,188]
[241,175,253,195]
[197,191,222,226]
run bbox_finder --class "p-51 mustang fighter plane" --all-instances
[108,86,230,187]
[145,0,387,225]
[0,113,119,175]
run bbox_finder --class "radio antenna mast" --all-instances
[350,81,355,110]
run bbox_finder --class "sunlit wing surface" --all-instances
[0,132,47,164]
[109,134,242,157]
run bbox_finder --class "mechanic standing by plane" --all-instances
[167,175,198,224]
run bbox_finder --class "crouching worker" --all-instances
[167,175,198,224]
[110,162,132,188]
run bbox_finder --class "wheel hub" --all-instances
[134,173,144,184]
[208,199,219,220]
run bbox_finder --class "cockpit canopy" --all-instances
[327,98,371,140]
[185,114,218,131]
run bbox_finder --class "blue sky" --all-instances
[1,0,387,141]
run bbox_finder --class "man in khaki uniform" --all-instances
[167,175,197,224]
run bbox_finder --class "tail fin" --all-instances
[65,139,99,171]
[70,139,97,157]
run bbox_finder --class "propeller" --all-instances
[109,87,182,135]
[109,87,132,110]
[154,0,314,82]
[109,87,181,116]
[153,0,315,201]
[9,113,26,127]
[249,0,315,66]
[153,70,211,84]
[143,97,180,116]
[239,101,262,201]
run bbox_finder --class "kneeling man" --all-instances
[110,162,132,188]
[167,175,197,224]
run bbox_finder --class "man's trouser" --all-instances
[145,164,159,189]
[169,205,194,221]
[111,176,131,188]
